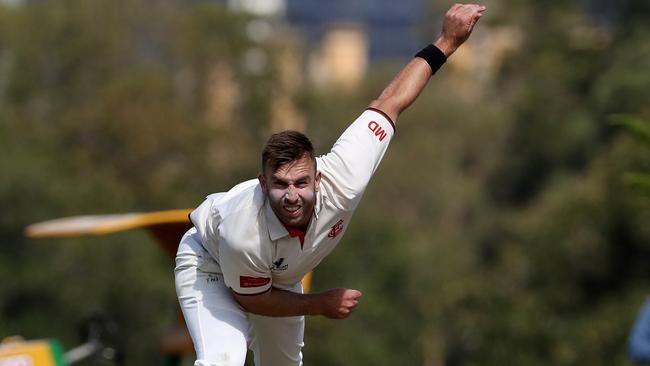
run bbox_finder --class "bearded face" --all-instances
[259,154,321,230]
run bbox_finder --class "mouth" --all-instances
[283,205,302,217]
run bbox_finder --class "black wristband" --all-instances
[415,44,447,74]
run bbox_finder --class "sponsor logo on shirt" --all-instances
[328,219,344,239]
[271,258,289,271]
[368,121,388,142]
[206,274,219,284]
[240,276,271,288]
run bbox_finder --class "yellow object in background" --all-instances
[0,338,67,366]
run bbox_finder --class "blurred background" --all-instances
[1,0,650,365]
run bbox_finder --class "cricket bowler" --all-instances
[175,4,486,365]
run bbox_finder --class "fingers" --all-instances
[449,3,487,16]
[460,3,487,11]
[468,6,485,29]
[343,290,361,310]
[473,4,487,18]
[348,289,363,299]
[338,289,362,318]
[344,297,359,309]
[445,3,486,32]
[461,4,486,18]
[449,4,486,32]
[320,288,363,319]
[337,302,357,319]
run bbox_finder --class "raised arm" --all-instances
[369,3,486,122]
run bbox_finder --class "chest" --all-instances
[269,210,352,286]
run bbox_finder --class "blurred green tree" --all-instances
[0,0,276,364]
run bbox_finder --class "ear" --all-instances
[314,170,322,192]
[258,174,267,194]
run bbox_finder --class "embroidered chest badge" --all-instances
[271,257,289,271]
[328,219,344,239]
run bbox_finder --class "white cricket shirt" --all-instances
[190,108,395,295]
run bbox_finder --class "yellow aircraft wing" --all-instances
[25,209,192,238]
[25,209,313,292]
[25,209,193,258]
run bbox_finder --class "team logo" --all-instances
[328,219,344,239]
[271,258,288,271]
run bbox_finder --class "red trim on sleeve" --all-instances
[366,107,396,132]
[240,276,271,288]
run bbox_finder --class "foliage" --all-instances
[0,1,266,364]
[611,115,650,196]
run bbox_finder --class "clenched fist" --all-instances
[435,3,486,57]
[317,288,363,319]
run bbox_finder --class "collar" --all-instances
[284,225,306,249]
[265,200,289,241]
[314,186,323,218]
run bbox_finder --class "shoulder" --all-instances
[313,108,395,210]
[190,179,263,229]
[217,179,264,218]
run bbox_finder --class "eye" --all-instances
[272,181,288,189]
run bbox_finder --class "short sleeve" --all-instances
[189,180,270,295]
[188,193,225,261]
[317,108,395,210]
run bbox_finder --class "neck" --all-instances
[284,221,308,233]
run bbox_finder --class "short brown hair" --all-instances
[262,131,315,174]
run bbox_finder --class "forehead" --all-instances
[268,155,316,180]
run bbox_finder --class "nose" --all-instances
[283,187,299,203]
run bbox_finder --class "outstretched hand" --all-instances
[435,3,487,57]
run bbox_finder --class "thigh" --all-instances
[175,230,249,366]
[249,312,304,366]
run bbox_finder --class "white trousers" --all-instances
[175,228,304,366]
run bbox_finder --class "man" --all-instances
[630,297,650,363]
[175,4,486,365]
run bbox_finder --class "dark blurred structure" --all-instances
[285,0,425,60]
[213,0,425,59]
